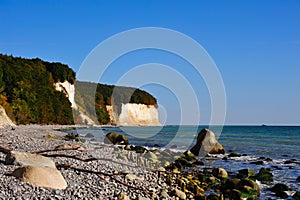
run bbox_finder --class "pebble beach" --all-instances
[0,125,164,200]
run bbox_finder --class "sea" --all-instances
[63,125,300,199]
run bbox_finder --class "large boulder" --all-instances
[5,151,56,168]
[104,132,129,145]
[12,166,67,189]
[190,128,225,156]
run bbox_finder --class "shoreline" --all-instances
[0,125,299,199]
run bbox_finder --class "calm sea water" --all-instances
[64,125,300,199]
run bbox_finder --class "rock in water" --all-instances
[104,132,129,145]
[5,151,56,168]
[190,128,225,156]
[12,166,67,189]
[212,168,228,179]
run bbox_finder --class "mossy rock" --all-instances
[193,160,204,166]
[237,168,256,179]
[292,191,300,200]
[255,168,273,182]
[270,183,290,193]
[64,133,85,143]
[274,191,288,199]
[238,178,260,193]
[225,178,240,190]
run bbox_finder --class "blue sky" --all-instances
[1,0,299,125]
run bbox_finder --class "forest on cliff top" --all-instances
[0,54,156,125]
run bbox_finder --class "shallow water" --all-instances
[64,125,300,199]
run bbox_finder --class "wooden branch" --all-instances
[0,145,11,154]
[57,164,149,196]
[33,147,82,154]
[41,153,142,168]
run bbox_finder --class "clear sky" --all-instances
[1,0,299,125]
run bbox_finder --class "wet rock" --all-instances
[229,189,241,200]
[225,178,240,190]
[85,133,94,138]
[274,191,288,198]
[228,153,241,157]
[131,145,147,153]
[190,128,225,156]
[255,168,273,182]
[193,160,204,166]
[12,166,67,189]
[237,168,256,179]
[292,191,300,200]
[104,132,128,145]
[5,151,56,168]
[270,183,290,193]
[212,168,228,179]
[250,160,264,165]
[297,176,300,181]
[238,178,260,193]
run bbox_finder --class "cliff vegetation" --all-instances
[0,54,157,125]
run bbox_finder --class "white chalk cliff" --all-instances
[0,105,16,128]
[55,81,95,125]
[55,81,77,109]
[106,103,161,126]
[55,81,161,126]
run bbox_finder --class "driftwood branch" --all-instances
[0,145,11,154]
[57,164,149,196]
[40,153,143,169]
[33,147,82,154]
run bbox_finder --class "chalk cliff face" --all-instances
[0,105,16,128]
[106,103,161,126]
[55,81,95,125]
[55,81,77,109]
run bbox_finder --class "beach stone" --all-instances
[117,192,130,200]
[160,189,170,198]
[12,166,67,189]
[5,151,56,168]
[55,143,85,151]
[212,168,228,179]
[125,173,136,180]
[173,188,186,200]
[104,132,129,145]
[190,128,225,156]
[137,196,150,200]
[292,191,300,200]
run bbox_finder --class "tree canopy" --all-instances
[0,54,75,124]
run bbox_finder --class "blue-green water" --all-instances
[64,125,300,199]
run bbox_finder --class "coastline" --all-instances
[0,125,299,199]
